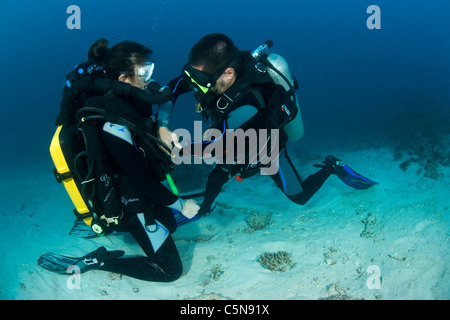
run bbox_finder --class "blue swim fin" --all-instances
[172,209,201,226]
[315,155,379,190]
[173,191,207,226]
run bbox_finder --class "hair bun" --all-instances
[88,38,109,61]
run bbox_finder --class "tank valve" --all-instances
[251,40,274,60]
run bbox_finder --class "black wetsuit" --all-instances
[166,75,334,215]
[79,92,183,282]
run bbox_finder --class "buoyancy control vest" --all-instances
[204,40,304,142]
[50,59,176,235]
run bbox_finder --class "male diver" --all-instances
[157,33,378,216]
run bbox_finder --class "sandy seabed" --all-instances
[0,147,448,300]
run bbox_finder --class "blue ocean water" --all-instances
[0,0,448,170]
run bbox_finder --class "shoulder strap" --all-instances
[76,120,122,219]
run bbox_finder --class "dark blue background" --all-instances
[1,0,448,170]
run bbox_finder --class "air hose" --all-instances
[57,77,173,126]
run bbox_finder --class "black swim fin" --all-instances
[37,246,124,274]
[314,155,379,190]
[69,219,98,238]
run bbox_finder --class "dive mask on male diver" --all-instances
[182,64,217,94]
[181,46,240,100]
[181,64,218,106]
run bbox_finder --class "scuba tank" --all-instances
[251,41,304,142]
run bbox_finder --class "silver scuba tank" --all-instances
[252,41,304,142]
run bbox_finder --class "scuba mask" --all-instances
[136,62,155,84]
[121,62,155,87]
[182,64,220,107]
[182,64,217,94]
[182,47,240,106]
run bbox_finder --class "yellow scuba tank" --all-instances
[49,125,93,226]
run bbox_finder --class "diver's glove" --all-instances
[181,199,200,219]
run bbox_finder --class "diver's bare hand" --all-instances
[158,127,182,153]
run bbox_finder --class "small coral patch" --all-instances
[257,251,296,272]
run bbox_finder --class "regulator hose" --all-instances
[57,77,173,126]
